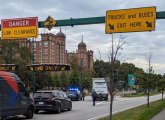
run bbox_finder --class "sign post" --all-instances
[106,6,156,33]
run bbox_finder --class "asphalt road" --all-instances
[5,94,164,120]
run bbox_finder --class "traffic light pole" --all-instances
[37,11,165,28]
[0,11,165,29]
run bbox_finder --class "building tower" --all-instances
[29,29,66,64]
[77,35,93,71]
[65,35,93,72]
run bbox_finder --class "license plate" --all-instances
[39,102,44,105]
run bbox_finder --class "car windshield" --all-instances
[33,92,53,98]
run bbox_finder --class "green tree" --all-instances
[0,41,32,86]
[59,72,69,89]
[157,76,165,101]
[69,71,80,86]
[0,41,20,63]
[93,60,110,77]
[35,71,52,90]
[81,72,92,90]
[51,74,59,88]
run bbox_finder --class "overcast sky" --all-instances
[0,0,165,74]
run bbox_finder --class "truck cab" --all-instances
[0,71,34,119]
[92,78,109,101]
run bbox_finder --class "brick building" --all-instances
[1,30,94,71]
[31,31,66,64]
[65,37,93,71]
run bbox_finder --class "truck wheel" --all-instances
[57,103,61,114]
[25,106,34,119]
[68,103,72,111]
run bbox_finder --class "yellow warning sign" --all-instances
[44,16,56,31]
[1,17,38,39]
[105,6,156,33]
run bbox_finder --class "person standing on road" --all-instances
[82,89,86,101]
[92,89,97,106]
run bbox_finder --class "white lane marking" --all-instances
[95,97,139,105]
[96,101,106,105]
[90,97,137,106]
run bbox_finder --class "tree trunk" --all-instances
[162,89,164,101]
[147,87,149,107]
[109,95,113,120]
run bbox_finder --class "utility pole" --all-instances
[80,58,83,91]
[109,34,114,120]
[32,38,36,95]
[147,50,152,107]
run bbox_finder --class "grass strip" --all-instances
[123,92,158,97]
[100,100,165,120]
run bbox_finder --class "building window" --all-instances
[31,42,36,48]
[34,56,36,61]
[44,59,48,63]
[44,55,48,59]
[49,36,52,40]
[52,49,55,53]
[44,49,48,54]
[52,42,54,45]
[39,50,42,54]
[39,42,42,46]
[44,41,48,47]
[51,57,54,62]
[27,43,29,47]
[21,42,25,47]
[44,56,48,63]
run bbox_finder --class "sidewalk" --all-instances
[151,109,165,120]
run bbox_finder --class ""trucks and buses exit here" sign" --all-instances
[106,6,156,33]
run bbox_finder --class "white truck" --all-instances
[92,78,109,101]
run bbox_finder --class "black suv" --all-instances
[33,90,72,114]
